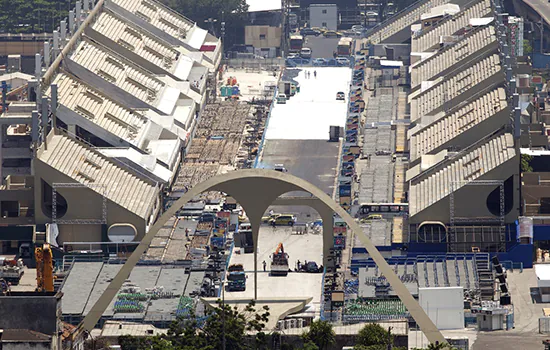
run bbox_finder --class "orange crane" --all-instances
[35,243,54,292]
[270,243,289,276]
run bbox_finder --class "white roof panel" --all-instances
[187,26,208,50]
[246,0,282,12]
[174,56,194,81]
[470,17,494,26]
[157,87,180,115]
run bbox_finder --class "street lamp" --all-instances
[204,17,218,36]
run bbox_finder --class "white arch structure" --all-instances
[79,169,445,344]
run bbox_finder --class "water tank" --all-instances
[518,217,533,244]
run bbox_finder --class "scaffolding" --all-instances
[449,180,505,253]
[52,183,107,224]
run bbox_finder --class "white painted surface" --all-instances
[265,67,351,140]
[419,287,464,330]
[535,264,550,287]
[246,0,282,12]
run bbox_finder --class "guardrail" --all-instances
[501,260,523,273]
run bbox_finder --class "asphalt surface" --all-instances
[259,139,340,221]
[302,36,341,59]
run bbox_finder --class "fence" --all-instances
[224,58,284,71]
[501,260,523,273]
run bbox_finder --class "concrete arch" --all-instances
[80,169,445,344]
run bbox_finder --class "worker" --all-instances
[313,70,317,78]
[263,260,267,272]
[297,260,301,270]
[269,209,274,216]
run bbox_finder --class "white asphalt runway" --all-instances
[265,67,352,140]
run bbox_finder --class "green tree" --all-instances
[0,0,74,33]
[118,300,269,350]
[521,154,533,173]
[160,0,248,48]
[356,323,392,347]
[302,320,335,350]
[524,39,533,54]
[412,343,458,350]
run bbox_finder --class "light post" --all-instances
[532,16,545,53]
[204,17,218,36]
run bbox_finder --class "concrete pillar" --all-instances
[60,21,67,41]
[31,110,39,148]
[69,11,75,34]
[44,42,50,67]
[51,84,58,129]
[53,31,60,58]
[0,125,4,184]
[76,1,82,24]
[34,54,41,79]
[84,0,89,12]
[42,96,49,150]
[68,124,77,135]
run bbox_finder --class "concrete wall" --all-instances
[0,292,60,336]
[309,4,338,30]
[2,342,51,350]
[33,158,148,244]
[245,25,282,49]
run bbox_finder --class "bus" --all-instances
[358,203,409,215]
[337,37,353,56]
[289,34,304,53]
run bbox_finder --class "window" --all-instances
[322,22,327,27]
[322,9,327,14]
[541,198,550,214]
[259,34,266,40]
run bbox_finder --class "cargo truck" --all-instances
[227,264,246,291]
[270,243,289,276]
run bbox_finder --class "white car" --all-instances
[300,47,312,59]
[336,92,345,100]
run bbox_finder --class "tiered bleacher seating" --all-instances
[50,73,149,144]
[71,40,166,103]
[411,25,497,88]
[412,0,493,53]
[411,54,501,120]
[92,12,178,69]
[365,0,451,44]
[409,133,516,216]
[37,133,159,218]
[409,88,508,161]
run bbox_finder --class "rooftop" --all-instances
[0,329,51,343]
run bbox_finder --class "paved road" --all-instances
[260,139,340,221]
[303,36,340,59]
[471,268,550,349]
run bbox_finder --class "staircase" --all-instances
[475,253,494,301]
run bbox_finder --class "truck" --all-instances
[337,37,353,56]
[0,258,24,284]
[270,243,289,276]
[227,264,246,291]
[289,34,304,53]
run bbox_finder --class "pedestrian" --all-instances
[313,70,317,78]
[185,228,189,238]
[297,259,301,270]
[308,71,311,79]
[263,260,267,272]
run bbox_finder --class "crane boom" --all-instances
[274,242,284,255]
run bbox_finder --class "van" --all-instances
[300,47,312,59]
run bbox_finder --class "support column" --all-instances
[318,206,335,269]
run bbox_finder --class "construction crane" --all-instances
[270,243,289,276]
[35,243,54,292]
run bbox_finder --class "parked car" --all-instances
[351,24,365,32]
[312,58,327,66]
[311,27,328,34]
[262,213,281,223]
[287,53,300,59]
[300,28,321,36]
[326,58,338,66]
[277,94,287,104]
[336,57,350,66]
[323,30,343,38]
[300,47,312,59]
[269,214,297,226]
[336,91,345,100]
